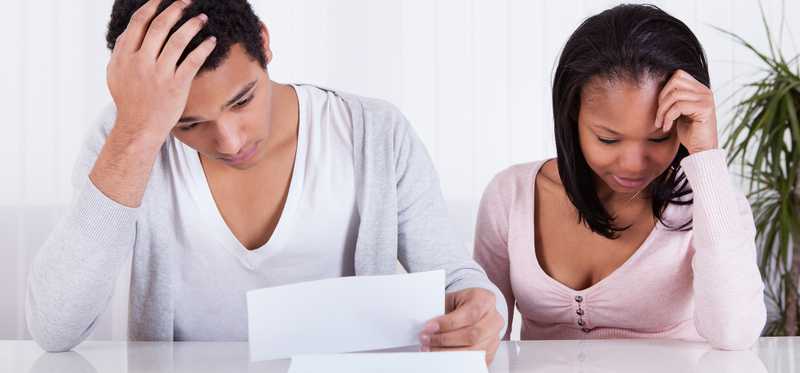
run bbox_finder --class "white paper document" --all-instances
[247,270,445,361]
[288,351,488,373]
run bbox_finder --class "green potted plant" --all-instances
[720,9,800,336]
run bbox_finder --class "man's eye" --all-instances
[233,95,254,109]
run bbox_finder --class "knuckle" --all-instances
[133,55,150,70]
[667,90,678,100]
[185,55,202,68]
[171,32,192,47]
[467,328,482,344]
[469,307,483,323]
[165,84,182,96]
[493,311,503,325]
[447,317,457,331]
[150,18,169,32]
[130,11,149,25]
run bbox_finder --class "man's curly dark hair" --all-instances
[106,0,267,72]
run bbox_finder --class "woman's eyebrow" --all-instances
[591,123,668,136]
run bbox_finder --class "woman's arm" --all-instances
[682,149,767,350]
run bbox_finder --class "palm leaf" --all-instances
[720,5,800,336]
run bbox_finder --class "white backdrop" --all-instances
[1,0,798,341]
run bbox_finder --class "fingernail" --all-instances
[199,13,208,22]
[423,322,439,333]
[420,334,430,345]
[182,0,192,5]
[209,36,217,43]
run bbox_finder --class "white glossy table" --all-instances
[1,338,797,372]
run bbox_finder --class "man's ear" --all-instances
[259,22,272,64]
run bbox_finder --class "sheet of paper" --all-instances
[247,270,445,361]
[288,352,488,373]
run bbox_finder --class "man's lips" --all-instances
[220,142,259,165]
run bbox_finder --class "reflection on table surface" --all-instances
[1,337,797,373]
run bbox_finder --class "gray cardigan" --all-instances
[26,87,506,352]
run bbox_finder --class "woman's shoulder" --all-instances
[493,159,552,186]
[484,159,553,200]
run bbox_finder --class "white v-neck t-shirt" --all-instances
[169,84,359,341]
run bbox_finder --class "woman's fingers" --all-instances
[655,89,703,129]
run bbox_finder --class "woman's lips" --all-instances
[612,175,647,189]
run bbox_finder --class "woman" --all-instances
[474,4,765,350]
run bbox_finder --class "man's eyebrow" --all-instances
[222,79,258,110]
[177,115,204,124]
[177,79,258,124]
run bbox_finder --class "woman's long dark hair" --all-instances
[552,4,706,239]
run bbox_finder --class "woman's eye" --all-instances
[179,123,198,131]
[649,135,671,143]
[598,137,618,144]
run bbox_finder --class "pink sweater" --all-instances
[474,149,766,350]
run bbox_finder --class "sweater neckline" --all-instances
[522,159,663,296]
[176,84,308,269]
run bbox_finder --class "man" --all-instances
[26,0,505,363]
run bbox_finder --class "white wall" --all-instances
[1,0,798,341]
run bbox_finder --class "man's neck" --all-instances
[260,82,299,165]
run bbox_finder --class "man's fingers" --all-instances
[428,307,503,348]
[427,339,500,365]
[115,0,162,53]
[428,337,499,364]
[429,324,492,348]
[435,306,484,333]
[140,0,192,58]
[158,13,208,71]
[435,296,493,333]
[175,36,217,81]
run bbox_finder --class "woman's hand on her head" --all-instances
[654,69,719,154]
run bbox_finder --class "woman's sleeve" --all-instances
[682,149,767,350]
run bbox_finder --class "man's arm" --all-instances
[382,105,506,364]
[26,0,216,351]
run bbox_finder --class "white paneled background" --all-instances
[1,0,798,341]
